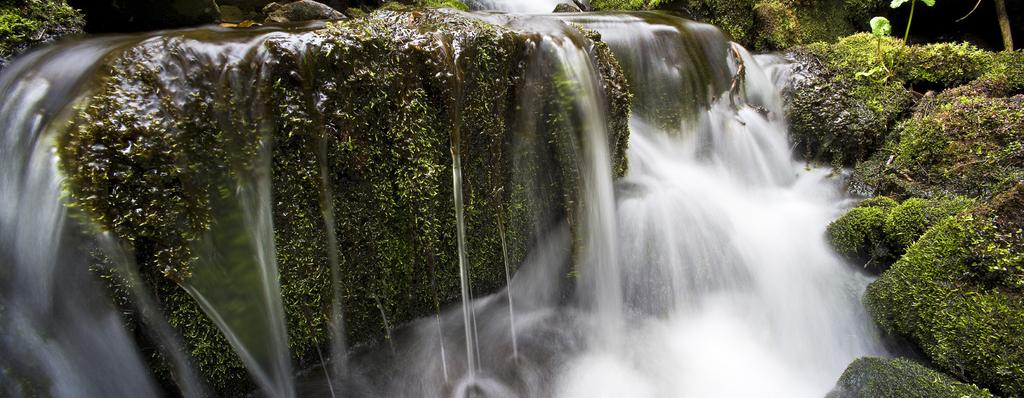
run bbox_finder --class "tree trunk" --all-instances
[993,0,1014,51]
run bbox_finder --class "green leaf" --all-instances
[890,0,909,8]
[870,16,892,36]
[921,0,935,6]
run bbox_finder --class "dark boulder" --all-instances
[263,0,346,23]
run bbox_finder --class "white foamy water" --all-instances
[547,14,885,398]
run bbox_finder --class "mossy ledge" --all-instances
[57,9,630,394]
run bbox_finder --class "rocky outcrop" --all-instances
[800,33,1024,397]
[57,8,630,395]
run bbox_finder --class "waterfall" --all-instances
[0,7,885,398]
[329,12,885,397]
[552,14,886,397]
[0,40,162,397]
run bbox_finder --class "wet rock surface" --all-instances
[55,8,630,394]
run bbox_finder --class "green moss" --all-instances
[826,198,895,271]
[985,50,1024,93]
[787,34,1017,168]
[826,357,994,398]
[753,0,866,50]
[857,81,1024,198]
[590,0,666,11]
[678,0,757,46]
[857,195,898,209]
[828,195,974,273]
[0,7,41,54]
[416,0,469,11]
[0,0,83,66]
[882,196,973,252]
[58,8,630,394]
[865,184,1024,396]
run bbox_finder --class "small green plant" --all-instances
[862,0,935,82]
[857,16,893,80]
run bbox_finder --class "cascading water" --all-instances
[0,40,164,398]
[553,14,886,397]
[325,12,886,397]
[0,6,887,398]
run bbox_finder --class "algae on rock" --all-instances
[57,8,631,394]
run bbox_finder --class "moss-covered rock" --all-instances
[415,0,469,10]
[827,195,974,273]
[57,9,630,394]
[826,196,896,272]
[0,0,83,68]
[865,183,1024,396]
[882,196,973,251]
[826,357,994,398]
[786,34,1022,168]
[852,77,1024,198]
[786,37,912,167]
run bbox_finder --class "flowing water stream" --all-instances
[0,6,885,398]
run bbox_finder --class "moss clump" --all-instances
[826,357,994,398]
[58,8,630,394]
[882,196,973,251]
[854,79,1024,198]
[589,0,667,11]
[865,183,1024,396]
[753,0,874,50]
[415,0,469,11]
[786,34,1019,168]
[986,50,1024,93]
[829,195,974,273]
[826,197,896,272]
[0,0,83,67]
